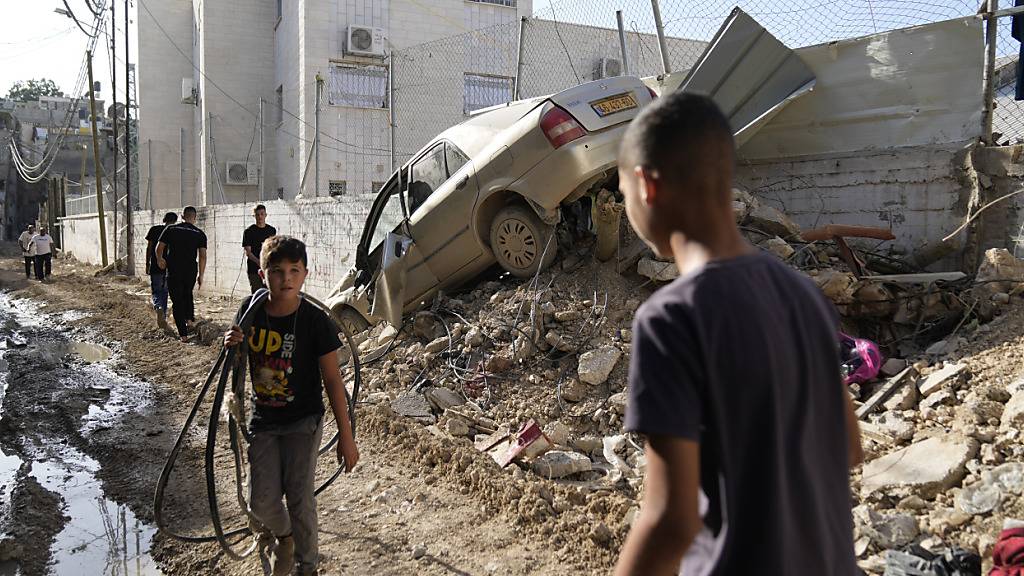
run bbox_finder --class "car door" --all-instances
[405,141,483,287]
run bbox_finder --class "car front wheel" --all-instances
[489,204,556,278]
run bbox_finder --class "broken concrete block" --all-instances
[746,203,800,238]
[391,393,435,424]
[918,363,966,397]
[812,270,856,303]
[560,378,588,402]
[554,310,580,323]
[763,237,795,260]
[544,421,571,446]
[544,331,575,353]
[446,417,470,437]
[861,509,920,549]
[881,358,908,378]
[637,257,679,282]
[882,383,919,412]
[425,387,466,412]
[921,389,955,410]
[977,248,1024,290]
[608,392,627,415]
[484,353,513,374]
[870,413,915,442]
[732,201,750,223]
[464,327,484,347]
[413,311,438,340]
[861,435,977,499]
[424,336,449,355]
[732,187,757,207]
[1000,389,1024,431]
[570,436,602,454]
[925,338,962,357]
[531,450,592,479]
[376,325,398,346]
[578,346,622,385]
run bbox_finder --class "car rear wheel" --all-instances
[332,304,371,337]
[489,204,556,278]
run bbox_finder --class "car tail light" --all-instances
[540,105,586,149]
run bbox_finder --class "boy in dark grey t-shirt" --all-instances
[613,93,863,575]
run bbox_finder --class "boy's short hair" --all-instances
[261,235,306,269]
[183,206,197,218]
[162,212,178,224]
[254,204,267,214]
[620,92,735,190]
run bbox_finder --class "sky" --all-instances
[0,0,137,109]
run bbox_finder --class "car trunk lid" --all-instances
[547,76,652,133]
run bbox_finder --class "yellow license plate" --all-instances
[590,93,638,117]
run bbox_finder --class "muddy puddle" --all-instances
[0,293,163,575]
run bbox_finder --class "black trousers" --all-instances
[33,253,51,280]
[167,270,197,337]
[23,256,32,278]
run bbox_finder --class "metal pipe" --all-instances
[87,51,109,267]
[315,75,322,198]
[983,0,999,145]
[125,0,134,274]
[147,139,153,210]
[388,55,396,172]
[650,0,672,75]
[616,10,630,76]
[514,16,528,99]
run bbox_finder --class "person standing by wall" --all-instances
[31,227,54,281]
[243,204,277,293]
[145,212,178,331]
[18,224,35,279]
[156,206,208,342]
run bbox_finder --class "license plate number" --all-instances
[590,93,638,117]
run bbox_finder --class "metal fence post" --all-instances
[616,10,630,76]
[983,0,999,145]
[514,16,528,100]
[389,54,396,172]
[650,0,672,75]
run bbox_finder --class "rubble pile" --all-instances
[344,187,1024,570]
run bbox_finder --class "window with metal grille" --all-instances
[329,180,347,197]
[329,65,388,108]
[275,85,283,126]
[468,0,516,7]
[463,74,513,114]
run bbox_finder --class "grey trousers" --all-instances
[248,414,323,571]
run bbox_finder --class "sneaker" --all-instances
[271,535,294,576]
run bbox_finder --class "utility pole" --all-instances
[514,17,527,100]
[87,50,109,267]
[650,0,672,75]
[616,11,630,76]
[259,97,265,201]
[110,3,119,263]
[388,56,395,172]
[315,74,323,198]
[124,0,134,274]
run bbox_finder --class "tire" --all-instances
[332,304,371,336]
[489,204,557,278]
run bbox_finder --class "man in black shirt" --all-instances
[156,206,208,341]
[145,212,177,330]
[614,93,862,575]
[242,204,277,293]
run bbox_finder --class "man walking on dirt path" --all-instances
[18,224,35,279]
[146,212,178,331]
[31,227,54,281]
[223,235,359,576]
[613,93,862,575]
[156,206,207,342]
[243,204,277,293]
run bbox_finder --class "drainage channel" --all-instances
[0,293,163,576]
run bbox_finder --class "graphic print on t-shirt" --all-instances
[249,324,297,408]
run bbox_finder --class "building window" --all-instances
[329,65,387,108]
[464,73,513,114]
[468,0,516,6]
[371,181,385,195]
[275,85,283,126]
[329,180,347,197]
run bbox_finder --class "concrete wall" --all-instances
[59,213,119,266]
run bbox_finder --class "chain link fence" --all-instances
[993,11,1024,145]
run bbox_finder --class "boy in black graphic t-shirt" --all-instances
[224,235,359,576]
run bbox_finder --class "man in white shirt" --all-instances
[18,224,35,279]
[31,227,53,281]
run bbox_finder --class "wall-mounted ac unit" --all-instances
[225,162,257,185]
[181,78,197,105]
[594,57,623,79]
[346,25,386,57]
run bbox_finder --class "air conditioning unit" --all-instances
[345,25,386,57]
[225,162,257,186]
[594,57,623,79]
[181,78,197,105]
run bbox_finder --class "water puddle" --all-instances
[0,293,163,575]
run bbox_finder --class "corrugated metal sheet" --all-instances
[670,8,817,146]
[739,17,984,160]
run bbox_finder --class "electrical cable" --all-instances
[153,289,361,556]
[62,0,99,37]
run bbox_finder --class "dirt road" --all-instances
[0,250,610,575]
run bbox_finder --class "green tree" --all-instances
[6,79,65,102]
